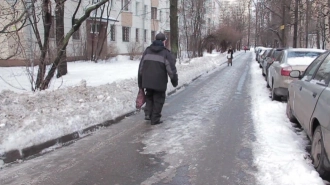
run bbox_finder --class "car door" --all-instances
[292,52,328,124]
[314,83,330,154]
[298,53,330,130]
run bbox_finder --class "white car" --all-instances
[267,48,325,101]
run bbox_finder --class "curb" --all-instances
[0,59,230,165]
[1,111,136,164]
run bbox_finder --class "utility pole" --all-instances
[170,0,178,58]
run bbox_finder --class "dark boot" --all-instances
[151,120,163,125]
[150,90,165,125]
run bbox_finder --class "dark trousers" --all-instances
[144,89,166,124]
[228,58,232,66]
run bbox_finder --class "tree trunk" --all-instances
[55,0,67,78]
[35,0,52,89]
[255,1,258,47]
[305,0,309,48]
[248,0,251,47]
[293,0,298,48]
[316,21,320,49]
[281,0,286,47]
[170,0,178,58]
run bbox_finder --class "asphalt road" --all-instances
[0,52,257,185]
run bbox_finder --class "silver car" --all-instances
[267,48,325,101]
[287,50,330,179]
[259,48,272,69]
[262,48,284,83]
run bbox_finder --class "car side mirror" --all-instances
[290,70,301,78]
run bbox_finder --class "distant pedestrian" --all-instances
[138,32,178,125]
[244,46,247,53]
[227,47,234,66]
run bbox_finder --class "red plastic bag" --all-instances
[136,88,146,109]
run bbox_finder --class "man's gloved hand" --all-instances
[171,74,178,87]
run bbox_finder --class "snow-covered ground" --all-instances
[250,60,325,184]
[0,50,327,184]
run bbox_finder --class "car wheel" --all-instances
[265,71,269,81]
[266,73,270,88]
[311,126,330,180]
[271,83,280,101]
[286,96,297,122]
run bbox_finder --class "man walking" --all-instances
[227,46,234,66]
[138,32,178,125]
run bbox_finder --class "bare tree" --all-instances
[0,0,29,60]
[55,0,67,78]
[170,0,178,58]
[39,0,117,90]
[179,0,207,58]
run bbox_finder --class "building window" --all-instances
[144,29,147,42]
[166,12,169,23]
[144,5,147,18]
[136,28,139,42]
[151,7,157,20]
[136,2,139,15]
[110,25,116,41]
[91,23,100,34]
[121,0,129,11]
[122,26,130,42]
[72,19,80,39]
[151,31,155,41]
[49,16,55,38]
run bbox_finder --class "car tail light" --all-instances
[281,67,292,76]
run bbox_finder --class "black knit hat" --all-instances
[155,32,166,41]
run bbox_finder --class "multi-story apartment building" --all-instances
[0,0,171,66]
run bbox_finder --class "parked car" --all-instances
[262,48,284,85]
[255,47,266,61]
[259,48,272,68]
[267,48,325,101]
[255,46,264,54]
[287,50,330,179]
[257,48,271,63]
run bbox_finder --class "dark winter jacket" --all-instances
[227,49,234,59]
[138,40,178,92]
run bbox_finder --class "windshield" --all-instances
[287,51,323,65]
[287,51,322,58]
